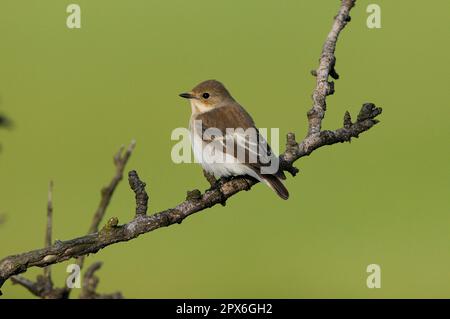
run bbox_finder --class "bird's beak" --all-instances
[179,92,195,99]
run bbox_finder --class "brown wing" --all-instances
[194,103,284,179]
[195,103,255,132]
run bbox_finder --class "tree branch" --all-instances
[202,169,217,188]
[128,170,149,216]
[0,0,381,295]
[79,262,123,299]
[307,0,355,136]
[10,274,68,299]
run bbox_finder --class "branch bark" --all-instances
[0,0,381,295]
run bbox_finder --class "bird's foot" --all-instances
[213,176,233,189]
[203,169,217,188]
[209,176,234,207]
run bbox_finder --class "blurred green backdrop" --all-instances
[0,0,449,298]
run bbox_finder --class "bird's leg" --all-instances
[242,175,257,191]
[203,169,233,190]
[215,175,234,188]
[203,173,234,206]
[202,169,217,189]
[215,176,234,206]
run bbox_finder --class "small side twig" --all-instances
[71,141,136,297]
[10,276,41,296]
[87,140,136,235]
[128,170,149,216]
[10,181,68,299]
[203,169,217,188]
[79,262,123,299]
[43,181,53,280]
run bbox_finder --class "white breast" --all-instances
[189,116,260,181]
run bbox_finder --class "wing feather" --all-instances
[193,103,281,175]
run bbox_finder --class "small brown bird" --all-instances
[179,80,289,200]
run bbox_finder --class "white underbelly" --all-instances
[190,130,260,180]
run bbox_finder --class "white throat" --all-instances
[190,99,211,114]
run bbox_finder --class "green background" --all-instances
[0,0,449,298]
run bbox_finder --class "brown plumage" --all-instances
[180,80,289,200]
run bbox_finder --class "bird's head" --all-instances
[179,80,234,114]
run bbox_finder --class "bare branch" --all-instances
[0,0,382,294]
[79,262,123,299]
[9,181,63,298]
[128,170,149,216]
[280,103,382,168]
[10,276,41,296]
[69,142,136,297]
[43,181,53,280]
[10,274,68,299]
[0,174,254,290]
[307,0,355,135]
[88,140,136,235]
[203,169,217,188]
[76,141,135,271]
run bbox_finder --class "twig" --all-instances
[307,0,355,136]
[9,181,64,298]
[0,0,382,294]
[79,262,123,299]
[10,276,41,296]
[128,170,149,216]
[69,141,136,297]
[76,141,136,272]
[43,181,53,280]
[203,169,217,188]
[10,274,67,299]
[87,140,136,235]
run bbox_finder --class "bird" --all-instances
[179,79,289,200]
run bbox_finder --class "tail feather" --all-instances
[261,174,289,200]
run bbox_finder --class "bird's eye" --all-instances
[202,93,210,99]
